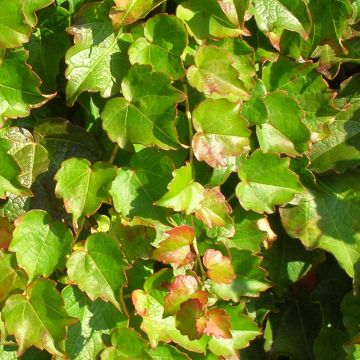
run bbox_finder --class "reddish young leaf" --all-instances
[151,225,195,268]
[195,188,233,228]
[204,308,232,339]
[203,249,236,284]
[176,299,207,340]
[164,275,208,316]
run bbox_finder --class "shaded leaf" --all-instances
[67,233,127,309]
[9,210,72,282]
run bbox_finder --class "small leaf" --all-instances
[102,64,185,149]
[152,225,195,269]
[164,275,208,316]
[192,99,250,168]
[154,163,204,214]
[0,139,30,198]
[2,279,75,356]
[55,158,116,227]
[67,233,127,309]
[129,14,187,79]
[187,46,250,102]
[110,0,164,27]
[203,249,236,284]
[0,50,53,122]
[65,2,130,106]
[9,210,72,282]
[176,299,206,340]
[132,289,207,352]
[236,151,303,214]
[0,252,27,302]
[204,308,232,339]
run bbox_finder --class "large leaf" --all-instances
[110,148,184,220]
[9,210,72,282]
[235,151,303,214]
[192,99,250,168]
[280,172,360,281]
[54,158,116,227]
[0,50,53,123]
[101,64,185,149]
[2,279,75,356]
[128,14,187,80]
[187,46,250,103]
[65,2,130,106]
[310,74,360,173]
[66,233,127,309]
[62,285,126,359]
[154,163,204,214]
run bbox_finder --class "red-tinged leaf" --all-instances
[164,275,208,316]
[204,308,232,339]
[152,225,195,268]
[195,188,233,228]
[176,299,207,340]
[203,249,236,284]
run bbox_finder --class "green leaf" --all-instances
[66,233,127,309]
[128,14,187,80]
[147,343,191,359]
[0,251,27,302]
[26,6,71,93]
[110,148,184,220]
[2,279,75,356]
[192,99,250,168]
[132,289,208,352]
[101,64,185,149]
[208,249,270,300]
[176,0,244,40]
[154,163,204,215]
[65,2,130,106]
[252,0,309,38]
[264,301,322,360]
[0,50,53,122]
[280,172,360,281]
[208,305,260,358]
[187,46,250,103]
[152,225,195,269]
[9,210,72,282]
[310,74,360,173]
[235,151,303,214]
[203,249,236,284]
[101,325,152,360]
[22,0,55,27]
[54,158,116,227]
[341,291,360,337]
[262,58,337,139]
[62,285,126,360]
[110,0,164,27]
[256,91,310,156]
[0,139,30,198]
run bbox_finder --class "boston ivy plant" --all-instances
[0,0,359,359]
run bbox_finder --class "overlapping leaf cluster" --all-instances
[0,0,359,359]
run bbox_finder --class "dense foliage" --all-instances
[0,0,359,359]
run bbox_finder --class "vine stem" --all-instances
[226,191,236,203]
[119,287,130,318]
[0,341,18,346]
[193,237,206,284]
[109,143,119,164]
[183,83,194,165]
